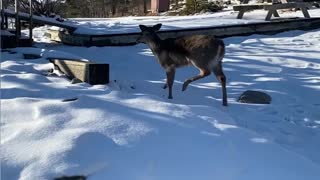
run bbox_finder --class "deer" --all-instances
[137,24,228,106]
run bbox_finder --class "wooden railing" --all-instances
[0,0,33,46]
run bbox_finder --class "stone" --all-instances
[238,90,271,104]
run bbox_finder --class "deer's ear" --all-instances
[152,23,162,31]
[139,25,148,32]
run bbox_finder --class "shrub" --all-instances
[183,0,223,15]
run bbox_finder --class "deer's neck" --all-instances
[146,35,163,55]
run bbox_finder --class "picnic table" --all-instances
[233,0,312,20]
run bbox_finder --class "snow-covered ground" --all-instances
[1,10,320,180]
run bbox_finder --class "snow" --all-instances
[1,11,320,180]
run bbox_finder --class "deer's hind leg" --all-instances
[182,68,211,91]
[213,62,228,106]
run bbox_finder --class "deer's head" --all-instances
[136,24,162,43]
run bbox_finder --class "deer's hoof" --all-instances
[182,80,191,91]
[223,101,228,106]
[182,83,188,91]
[168,96,173,99]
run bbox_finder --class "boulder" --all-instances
[238,90,271,104]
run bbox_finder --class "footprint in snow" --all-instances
[62,97,78,102]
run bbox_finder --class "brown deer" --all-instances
[137,24,228,106]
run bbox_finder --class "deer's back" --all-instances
[176,35,224,56]
[162,35,225,68]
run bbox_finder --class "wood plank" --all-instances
[233,4,271,11]
[49,59,110,85]
[1,0,4,29]
[15,0,20,46]
[29,0,33,43]
[264,3,307,10]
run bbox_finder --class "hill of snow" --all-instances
[1,25,320,179]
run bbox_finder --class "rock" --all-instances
[238,90,271,104]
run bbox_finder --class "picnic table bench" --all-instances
[233,0,313,20]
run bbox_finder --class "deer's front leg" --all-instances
[166,67,175,99]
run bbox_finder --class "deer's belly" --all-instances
[172,57,191,67]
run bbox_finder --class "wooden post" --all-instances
[301,6,310,18]
[15,0,20,46]
[0,0,7,29]
[237,10,245,19]
[1,0,4,29]
[265,9,275,20]
[29,0,33,44]
[3,0,8,29]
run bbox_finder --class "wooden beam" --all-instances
[29,0,33,43]
[233,4,270,11]
[1,0,4,29]
[15,0,21,46]
[233,3,273,19]
[49,59,110,85]
[3,0,8,29]
[263,2,309,10]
